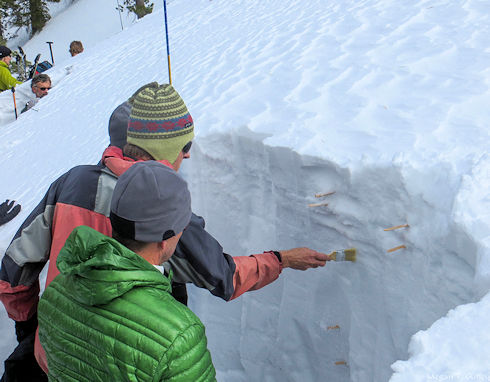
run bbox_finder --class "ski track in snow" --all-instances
[0,0,489,381]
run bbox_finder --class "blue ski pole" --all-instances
[163,0,172,84]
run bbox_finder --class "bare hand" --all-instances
[279,247,329,270]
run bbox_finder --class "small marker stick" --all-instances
[384,224,409,231]
[308,202,329,208]
[335,361,347,366]
[327,325,340,330]
[387,245,406,253]
[315,191,336,198]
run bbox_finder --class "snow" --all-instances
[391,293,490,381]
[1,0,489,380]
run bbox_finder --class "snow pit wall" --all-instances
[184,130,478,382]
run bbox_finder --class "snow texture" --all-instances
[1,0,489,381]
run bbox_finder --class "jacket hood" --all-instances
[101,146,173,177]
[56,225,170,306]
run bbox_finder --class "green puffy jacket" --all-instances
[0,61,22,91]
[38,226,216,382]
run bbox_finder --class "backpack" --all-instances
[35,61,53,75]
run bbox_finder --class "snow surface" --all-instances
[1,0,489,381]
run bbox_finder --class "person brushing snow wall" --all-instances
[0,82,329,379]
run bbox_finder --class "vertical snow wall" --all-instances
[184,130,478,382]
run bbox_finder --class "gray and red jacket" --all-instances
[0,146,283,324]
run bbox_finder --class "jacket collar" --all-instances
[101,146,174,177]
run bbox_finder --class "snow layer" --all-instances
[0,0,489,380]
[186,131,480,381]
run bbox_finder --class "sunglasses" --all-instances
[182,141,192,154]
[38,87,51,91]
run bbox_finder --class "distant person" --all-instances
[0,46,22,92]
[21,74,51,113]
[0,200,21,226]
[38,161,216,381]
[68,40,83,57]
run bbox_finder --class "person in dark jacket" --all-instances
[38,161,216,381]
[0,82,329,379]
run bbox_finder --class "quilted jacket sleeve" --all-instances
[159,323,216,382]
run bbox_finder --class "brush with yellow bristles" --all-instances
[328,248,357,262]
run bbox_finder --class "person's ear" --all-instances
[158,240,167,252]
[156,239,169,264]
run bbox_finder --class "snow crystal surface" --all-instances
[0,0,489,381]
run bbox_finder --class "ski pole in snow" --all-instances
[116,0,124,31]
[18,46,28,81]
[11,88,18,119]
[163,0,172,84]
[29,54,41,79]
[46,41,55,65]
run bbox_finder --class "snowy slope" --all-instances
[1,0,489,381]
[9,0,153,67]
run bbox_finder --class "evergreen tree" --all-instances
[0,0,60,39]
[0,16,5,45]
[124,0,153,19]
[0,0,15,43]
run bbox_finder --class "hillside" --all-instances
[1,0,489,381]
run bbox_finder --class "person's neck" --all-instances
[135,244,161,265]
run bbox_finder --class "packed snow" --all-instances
[1,0,489,381]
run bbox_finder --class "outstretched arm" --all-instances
[279,247,329,270]
[170,213,330,301]
[230,247,329,300]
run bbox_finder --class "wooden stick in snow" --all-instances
[308,202,329,208]
[315,191,336,198]
[387,245,406,253]
[384,224,409,231]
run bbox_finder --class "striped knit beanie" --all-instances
[127,82,194,163]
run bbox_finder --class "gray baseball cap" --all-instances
[110,161,191,242]
[108,101,131,149]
